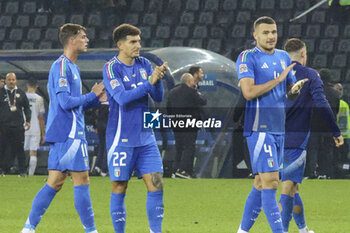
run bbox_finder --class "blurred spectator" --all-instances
[24,78,46,176]
[0,75,5,88]
[307,69,340,179]
[167,73,207,178]
[92,102,109,176]
[232,92,251,177]
[334,83,350,162]
[0,73,31,177]
[189,66,204,90]
[0,74,5,176]
[329,0,350,22]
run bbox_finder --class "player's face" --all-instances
[5,73,17,90]
[119,35,141,58]
[72,30,89,53]
[197,68,204,82]
[253,23,277,53]
[0,79,4,88]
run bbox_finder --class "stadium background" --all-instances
[1,0,350,178]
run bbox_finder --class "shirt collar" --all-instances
[4,85,18,93]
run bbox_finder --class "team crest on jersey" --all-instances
[280,60,286,70]
[59,78,67,87]
[114,167,121,177]
[110,79,120,89]
[16,93,20,98]
[239,64,248,74]
[267,158,274,168]
[140,68,148,80]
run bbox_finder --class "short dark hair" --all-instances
[27,78,38,87]
[113,24,141,44]
[59,23,86,47]
[318,68,332,83]
[0,74,5,80]
[253,16,276,30]
[284,38,306,53]
[189,66,201,76]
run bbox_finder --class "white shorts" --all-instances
[24,135,40,151]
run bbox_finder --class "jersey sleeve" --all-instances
[286,55,296,86]
[53,58,71,94]
[103,61,152,106]
[236,50,255,81]
[38,96,45,114]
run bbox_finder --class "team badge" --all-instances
[110,79,120,89]
[239,64,248,74]
[267,158,274,168]
[16,93,20,98]
[84,157,89,167]
[114,167,121,177]
[280,60,286,70]
[140,68,148,80]
[59,78,67,87]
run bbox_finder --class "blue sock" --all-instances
[74,185,96,233]
[240,187,262,231]
[25,184,57,229]
[279,194,294,232]
[146,191,164,233]
[110,193,126,233]
[293,193,306,229]
[261,189,283,233]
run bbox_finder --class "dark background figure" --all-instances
[0,73,31,177]
[93,102,109,176]
[307,68,340,179]
[189,66,204,90]
[0,74,5,176]
[167,73,207,178]
[232,92,251,177]
[329,0,350,23]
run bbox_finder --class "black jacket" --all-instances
[310,82,340,133]
[167,83,207,131]
[0,87,31,128]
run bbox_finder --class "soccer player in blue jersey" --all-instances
[236,17,307,233]
[21,23,105,233]
[278,38,343,233]
[103,24,167,233]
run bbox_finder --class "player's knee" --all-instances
[112,181,128,193]
[270,180,279,190]
[151,172,163,190]
[50,182,64,191]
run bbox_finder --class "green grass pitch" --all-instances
[0,176,349,233]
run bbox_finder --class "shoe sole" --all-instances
[175,172,191,179]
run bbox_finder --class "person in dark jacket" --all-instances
[0,72,31,176]
[167,73,207,178]
[307,68,341,179]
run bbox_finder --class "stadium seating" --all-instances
[0,29,6,41]
[204,0,219,11]
[175,26,190,39]
[143,13,158,25]
[188,39,203,48]
[0,16,12,28]
[199,12,214,25]
[139,26,152,39]
[130,0,144,12]
[324,25,339,38]
[180,12,195,25]
[9,28,23,41]
[87,14,101,27]
[156,26,170,39]
[34,15,48,27]
[16,15,30,27]
[20,42,34,50]
[231,25,246,38]
[38,41,53,50]
[280,0,294,10]
[186,0,200,11]
[306,25,321,38]
[311,11,326,23]
[241,0,256,10]
[167,0,182,12]
[312,54,328,68]
[332,54,347,68]
[23,2,36,14]
[5,1,19,14]
[319,39,334,53]
[169,39,184,47]
[288,25,302,37]
[222,0,237,10]
[260,0,275,10]
[45,28,58,41]
[210,27,225,39]
[51,15,66,27]
[70,14,84,25]
[124,13,139,26]
[207,39,222,52]
[27,28,41,41]
[338,39,350,52]
[193,26,208,39]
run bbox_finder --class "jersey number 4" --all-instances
[264,144,273,157]
[113,152,127,166]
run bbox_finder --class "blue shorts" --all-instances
[108,141,163,181]
[281,148,306,183]
[48,138,90,172]
[246,132,284,175]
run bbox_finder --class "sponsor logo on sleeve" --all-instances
[59,78,67,87]
[239,64,248,74]
[110,79,120,89]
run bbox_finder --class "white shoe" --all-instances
[20,228,35,233]
[300,227,314,233]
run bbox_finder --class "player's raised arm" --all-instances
[240,63,296,100]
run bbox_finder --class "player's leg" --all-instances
[28,135,40,176]
[137,142,164,233]
[258,133,284,233]
[293,187,314,233]
[21,170,67,232]
[279,180,295,233]
[237,174,262,233]
[109,146,135,233]
[71,170,98,233]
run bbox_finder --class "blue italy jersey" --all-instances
[103,56,164,152]
[284,61,340,149]
[236,47,296,136]
[46,55,96,142]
